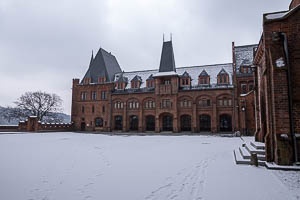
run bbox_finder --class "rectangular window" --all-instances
[81,92,87,101]
[241,84,247,94]
[162,99,171,108]
[102,106,105,113]
[101,91,106,100]
[91,91,97,100]
[164,80,170,85]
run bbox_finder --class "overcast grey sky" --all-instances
[0,0,291,114]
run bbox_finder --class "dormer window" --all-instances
[131,75,142,89]
[98,77,106,83]
[198,70,210,85]
[115,73,128,90]
[180,71,191,87]
[146,74,155,88]
[83,78,91,84]
[217,69,229,85]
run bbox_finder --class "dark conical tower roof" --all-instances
[159,40,176,72]
[81,48,122,83]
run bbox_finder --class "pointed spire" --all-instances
[159,40,176,72]
[170,33,172,41]
[163,33,165,42]
[89,50,94,68]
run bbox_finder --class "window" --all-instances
[81,92,87,101]
[91,91,97,100]
[164,80,170,85]
[128,101,139,109]
[241,84,247,94]
[147,80,154,88]
[114,101,124,109]
[98,77,106,83]
[161,99,171,108]
[102,106,105,113]
[218,72,229,85]
[199,99,211,107]
[82,106,85,113]
[181,78,190,86]
[180,99,192,108]
[198,76,210,85]
[101,91,106,100]
[249,84,254,91]
[218,98,232,106]
[145,100,156,109]
[92,105,95,113]
[95,118,103,127]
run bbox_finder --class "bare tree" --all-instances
[13,91,63,121]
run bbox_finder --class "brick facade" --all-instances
[72,41,256,135]
[253,1,300,165]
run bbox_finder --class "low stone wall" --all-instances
[18,117,73,132]
[0,125,19,132]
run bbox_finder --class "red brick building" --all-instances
[71,40,256,134]
[253,0,300,165]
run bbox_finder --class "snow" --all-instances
[0,132,299,200]
[114,63,233,90]
[265,12,288,20]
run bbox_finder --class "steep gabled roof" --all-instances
[159,41,176,72]
[218,68,229,75]
[181,71,190,77]
[146,74,154,80]
[131,75,142,82]
[116,73,128,83]
[199,69,209,76]
[81,48,122,83]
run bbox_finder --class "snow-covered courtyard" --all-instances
[0,132,299,200]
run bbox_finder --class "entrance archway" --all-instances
[162,114,173,131]
[114,115,123,130]
[129,115,138,131]
[80,122,86,131]
[219,114,232,132]
[180,115,191,132]
[199,114,211,131]
[145,115,155,131]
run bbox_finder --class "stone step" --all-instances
[239,146,266,161]
[245,143,265,155]
[234,149,266,166]
[234,149,251,165]
[250,141,265,150]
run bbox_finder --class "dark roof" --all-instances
[181,71,190,77]
[131,75,142,82]
[199,69,209,76]
[218,68,228,75]
[81,48,122,83]
[146,74,154,80]
[116,73,128,83]
[159,41,176,72]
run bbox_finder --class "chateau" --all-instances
[71,40,256,134]
[71,0,300,165]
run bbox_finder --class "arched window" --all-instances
[95,118,103,127]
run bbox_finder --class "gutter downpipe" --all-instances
[281,33,299,164]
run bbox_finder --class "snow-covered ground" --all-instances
[0,132,299,200]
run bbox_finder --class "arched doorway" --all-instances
[162,114,173,131]
[145,115,155,131]
[129,115,138,131]
[220,114,232,132]
[199,114,211,131]
[114,115,123,130]
[80,122,86,131]
[180,115,191,132]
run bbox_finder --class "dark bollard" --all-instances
[251,153,258,167]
